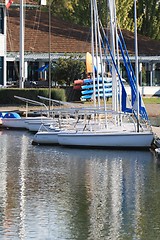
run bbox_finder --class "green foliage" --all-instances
[52,55,86,86]
[138,0,160,40]
[49,0,160,40]
[116,0,134,30]
[143,97,160,104]
[69,0,91,26]
[50,0,77,21]
[51,88,66,101]
[0,88,66,105]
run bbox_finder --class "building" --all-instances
[0,0,160,95]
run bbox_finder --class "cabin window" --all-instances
[0,8,4,34]
[0,57,3,85]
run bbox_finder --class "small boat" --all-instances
[57,0,154,149]
[32,129,61,145]
[26,118,57,132]
[1,96,50,129]
[81,92,112,99]
[81,87,112,95]
[32,118,79,145]
[1,115,50,129]
[81,82,112,90]
[58,131,153,149]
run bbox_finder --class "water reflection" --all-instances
[0,130,160,239]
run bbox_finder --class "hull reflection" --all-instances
[0,130,159,240]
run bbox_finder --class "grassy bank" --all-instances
[94,97,160,105]
[143,97,160,104]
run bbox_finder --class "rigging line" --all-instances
[6,10,20,77]
[116,26,148,120]
[31,7,39,31]
[6,10,14,52]
[27,7,39,51]
[31,7,42,51]
[99,21,112,73]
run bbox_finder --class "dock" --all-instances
[152,126,160,139]
[152,126,160,161]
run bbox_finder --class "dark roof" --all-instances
[6,8,160,56]
[7,8,91,53]
[121,29,160,56]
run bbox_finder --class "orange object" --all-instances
[86,52,93,74]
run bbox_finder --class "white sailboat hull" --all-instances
[58,131,154,148]
[1,117,49,129]
[26,119,56,132]
[32,131,59,145]
[1,118,30,129]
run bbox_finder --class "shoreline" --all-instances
[0,103,159,117]
[0,103,159,139]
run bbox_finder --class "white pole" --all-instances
[4,7,7,87]
[48,2,51,111]
[93,0,101,108]
[134,0,140,131]
[108,0,117,113]
[94,0,107,111]
[91,0,96,107]
[19,0,24,88]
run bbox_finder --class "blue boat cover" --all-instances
[0,112,6,118]
[3,112,21,119]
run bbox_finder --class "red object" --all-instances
[74,79,84,85]
[6,0,13,9]
[73,85,82,90]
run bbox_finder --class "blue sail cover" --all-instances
[118,31,149,120]
[101,32,133,113]
[100,25,148,121]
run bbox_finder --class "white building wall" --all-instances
[0,34,5,56]
[125,86,160,96]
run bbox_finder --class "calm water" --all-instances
[0,130,160,240]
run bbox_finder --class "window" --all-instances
[0,8,4,34]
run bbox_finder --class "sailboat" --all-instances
[57,0,154,149]
[1,96,51,129]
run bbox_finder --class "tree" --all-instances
[138,0,160,40]
[52,56,86,86]
[48,0,160,40]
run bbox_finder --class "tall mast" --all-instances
[48,1,51,111]
[93,0,101,108]
[91,0,96,107]
[94,0,107,112]
[19,0,24,88]
[134,0,140,131]
[108,0,117,113]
